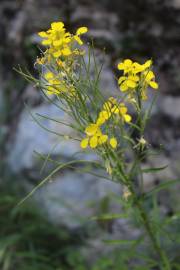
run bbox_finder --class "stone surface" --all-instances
[83,46,118,97]
[7,103,81,172]
[171,0,180,8]
[158,95,180,119]
[34,171,122,229]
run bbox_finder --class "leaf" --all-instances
[17,159,102,206]
[145,179,180,198]
[141,165,168,173]
[103,239,137,245]
[91,213,128,221]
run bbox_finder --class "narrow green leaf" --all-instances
[145,179,180,198]
[17,159,102,206]
[104,239,137,245]
[141,165,168,173]
[91,213,128,221]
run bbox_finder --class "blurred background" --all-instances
[0,0,180,269]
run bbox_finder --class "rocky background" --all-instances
[0,0,180,268]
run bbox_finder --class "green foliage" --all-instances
[0,184,87,270]
[16,21,180,269]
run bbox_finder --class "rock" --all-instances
[171,0,180,8]
[158,95,180,119]
[71,5,119,50]
[34,171,122,229]
[142,155,178,192]
[7,103,82,172]
[83,46,118,97]
[71,6,118,30]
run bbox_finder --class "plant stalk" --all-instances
[134,197,171,270]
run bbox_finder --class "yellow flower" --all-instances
[81,123,110,149]
[118,59,158,101]
[118,75,139,91]
[109,137,117,149]
[96,110,111,125]
[76,27,88,35]
[74,27,88,45]
[38,22,88,62]
[85,124,99,136]
[98,134,108,145]
[143,70,158,89]
[110,101,132,123]
[89,136,98,148]
[118,59,133,74]
[80,138,89,149]
[43,71,74,95]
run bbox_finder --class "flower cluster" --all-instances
[38,22,88,62]
[43,71,75,95]
[81,123,109,149]
[81,97,131,149]
[97,97,132,125]
[37,21,88,95]
[118,59,158,100]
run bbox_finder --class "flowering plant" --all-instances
[18,21,180,270]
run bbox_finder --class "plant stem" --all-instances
[130,91,171,269]
[133,191,171,270]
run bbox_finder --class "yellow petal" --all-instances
[118,76,126,85]
[145,71,155,81]
[53,51,62,58]
[149,81,158,89]
[143,59,152,69]
[120,82,128,92]
[38,31,48,38]
[76,27,88,35]
[111,106,119,114]
[53,40,62,46]
[123,114,132,123]
[51,22,64,30]
[103,101,112,111]
[99,110,110,120]
[80,138,89,148]
[85,124,98,136]
[42,39,52,45]
[44,72,54,80]
[117,62,125,70]
[74,35,83,45]
[47,86,58,95]
[128,75,139,82]
[133,62,144,73]
[96,117,106,126]
[63,36,71,43]
[126,79,136,88]
[119,103,128,115]
[90,136,98,148]
[98,135,108,145]
[62,47,72,56]
[124,59,133,67]
[108,97,117,104]
[109,137,117,149]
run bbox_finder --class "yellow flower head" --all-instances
[81,123,109,149]
[80,97,131,150]
[117,59,158,101]
[101,98,132,124]
[38,22,88,63]
[43,71,74,95]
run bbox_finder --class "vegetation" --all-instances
[14,21,180,269]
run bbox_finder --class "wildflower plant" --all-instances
[17,21,180,269]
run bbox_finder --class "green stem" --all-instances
[134,198,171,270]
[129,92,171,268]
